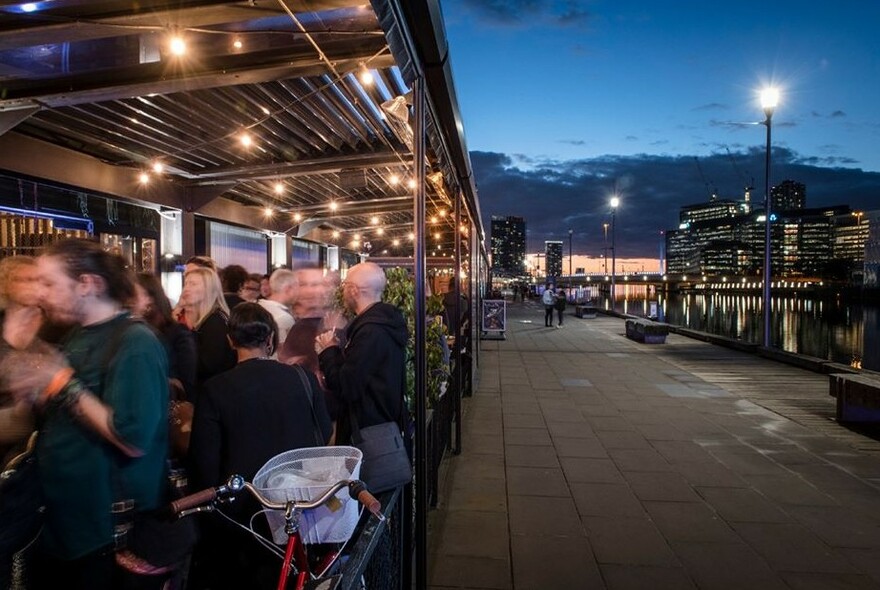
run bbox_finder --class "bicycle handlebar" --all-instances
[170,475,383,519]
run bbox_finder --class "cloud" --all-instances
[559,139,587,146]
[472,148,880,258]
[624,135,639,141]
[708,119,759,131]
[692,103,729,111]
[830,110,846,118]
[456,0,592,27]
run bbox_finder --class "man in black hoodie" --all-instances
[315,262,408,445]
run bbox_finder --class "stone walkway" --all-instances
[427,302,880,589]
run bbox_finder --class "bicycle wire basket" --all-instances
[253,446,363,545]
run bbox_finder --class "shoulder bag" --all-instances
[348,405,412,494]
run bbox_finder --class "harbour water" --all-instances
[604,286,879,371]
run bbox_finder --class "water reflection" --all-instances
[604,287,874,370]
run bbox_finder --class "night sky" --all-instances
[442,0,880,258]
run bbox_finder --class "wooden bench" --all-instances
[828,373,880,422]
[575,305,597,319]
[625,318,669,344]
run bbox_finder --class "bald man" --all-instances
[315,262,408,445]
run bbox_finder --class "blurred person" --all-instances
[555,288,567,327]
[0,256,46,589]
[280,264,344,442]
[259,274,271,299]
[542,283,556,327]
[189,303,331,589]
[184,255,216,275]
[0,256,43,465]
[257,268,297,347]
[133,273,198,401]
[178,267,236,389]
[241,274,262,303]
[220,264,249,309]
[315,262,407,445]
[1,239,169,589]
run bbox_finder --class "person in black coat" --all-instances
[189,303,331,589]
[316,262,408,446]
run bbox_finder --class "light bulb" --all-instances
[263,207,274,217]
[393,239,400,246]
[332,230,340,238]
[389,174,400,185]
[152,162,164,174]
[169,36,186,56]
[274,182,284,194]
[240,133,252,147]
[329,201,338,211]
[138,172,150,184]
[358,63,374,85]
[233,39,243,50]
[293,213,302,222]
[377,228,384,235]
[407,179,416,189]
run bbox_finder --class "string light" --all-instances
[152,162,164,174]
[439,209,447,217]
[407,179,416,189]
[293,212,302,222]
[274,182,284,194]
[138,172,150,184]
[263,207,274,217]
[358,63,374,86]
[389,174,400,185]
[169,35,186,57]
[430,216,437,224]
[371,216,379,225]
[332,230,340,238]
[392,239,400,246]
[353,233,361,240]
[240,133,252,147]
[329,201,338,211]
[408,232,415,241]
[434,232,441,240]
[376,228,385,235]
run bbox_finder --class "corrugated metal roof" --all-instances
[0,0,477,254]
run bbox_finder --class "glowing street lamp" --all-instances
[610,196,620,311]
[760,87,779,348]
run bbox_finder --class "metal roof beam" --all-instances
[0,38,393,110]
[189,150,407,183]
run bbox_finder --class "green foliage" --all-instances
[382,267,450,410]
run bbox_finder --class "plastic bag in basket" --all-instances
[253,446,362,545]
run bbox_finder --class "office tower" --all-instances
[490,215,526,276]
[771,180,806,211]
[545,240,563,279]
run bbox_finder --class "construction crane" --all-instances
[693,157,717,201]
[725,147,754,204]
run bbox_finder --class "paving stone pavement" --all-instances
[427,301,880,590]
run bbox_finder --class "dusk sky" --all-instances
[441,0,880,258]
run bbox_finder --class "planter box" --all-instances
[625,318,669,344]
[575,305,597,319]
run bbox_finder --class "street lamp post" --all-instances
[610,196,620,311]
[760,87,778,349]
[603,223,609,275]
[568,228,573,292]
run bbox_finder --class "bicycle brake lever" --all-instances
[178,505,215,518]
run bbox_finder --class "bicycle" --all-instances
[171,474,383,590]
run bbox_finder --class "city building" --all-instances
[490,215,527,276]
[665,181,867,280]
[771,179,806,211]
[544,240,563,279]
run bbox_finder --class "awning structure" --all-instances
[0,1,487,586]
[0,0,484,257]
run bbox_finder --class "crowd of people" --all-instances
[0,241,409,590]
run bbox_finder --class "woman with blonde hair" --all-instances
[179,266,236,390]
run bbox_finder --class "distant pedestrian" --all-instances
[555,288,567,327]
[542,284,556,327]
